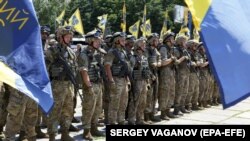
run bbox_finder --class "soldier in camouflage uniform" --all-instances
[104,32,129,125]
[125,35,135,119]
[197,44,210,109]
[4,86,38,141]
[173,35,190,116]
[144,33,162,122]
[185,40,202,111]
[78,31,105,140]
[101,35,113,124]
[158,32,178,120]
[127,38,150,125]
[0,82,8,140]
[45,26,76,141]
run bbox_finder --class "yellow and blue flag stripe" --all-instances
[0,0,53,114]
[186,0,250,108]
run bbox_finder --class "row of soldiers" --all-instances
[0,25,220,141]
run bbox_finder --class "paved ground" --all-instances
[38,97,250,141]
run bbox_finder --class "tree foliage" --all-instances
[33,0,186,34]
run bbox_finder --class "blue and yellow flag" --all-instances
[0,0,53,114]
[120,2,126,32]
[185,0,250,108]
[129,20,140,39]
[68,8,84,35]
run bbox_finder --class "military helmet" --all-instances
[134,38,146,51]
[41,25,50,34]
[197,42,203,48]
[105,35,113,40]
[126,35,136,41]
[85,30,101,44]
[186,40,199,49]
[112,32,126,44]
[163,32,175,42]
[147,33,159,44]
[175,35,188,46]
[60,26,74,36]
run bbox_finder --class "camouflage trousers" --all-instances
[82,83,103,129]
[47,80,74,134]
[158,67,175,111]
[145,75,158,114]
[198,69,209,102]
[202,73,213,102]
[103,80,110,123]
[188,73,199,105]
[5,87,38,140]
[127,80,148,123]
[212,81,220,100]
[108,77,128,124]
[175,70,189,108]
[0,83,8,128]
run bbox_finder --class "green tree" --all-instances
[33,0,187,34]
[34,0,68,31]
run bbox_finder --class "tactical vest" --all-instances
[49,45,76,81]
[111,48,129,77]
[133,55,151,80]
[147,47,158,65]
[86,49,101,83]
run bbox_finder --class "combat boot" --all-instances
[61,130,74,141]
[166,109,178,118]
[192,104,202,111]
[149,112,161,122]
[185,105,192,113]
[203,101,211,108]
[144,113,153,124]
[160,110,170,120]
[91,125,105,137]
[69,124,80,132]
[49,134,56,141]
[213,98,219,106]
[83,129,93,141]
[173,107,183,116]
[72,117,80,123]
[180,106,191,114]
[36,126,49,138]
[27,136,36,141]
